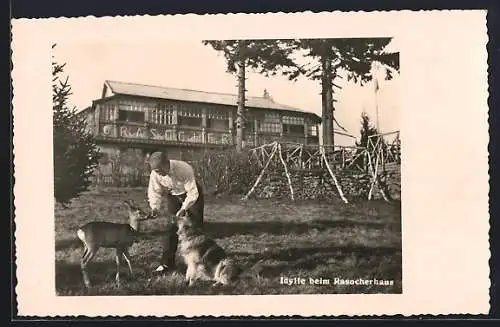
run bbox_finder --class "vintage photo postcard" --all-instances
[12,10,490,317]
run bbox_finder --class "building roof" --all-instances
[100,80,321,121]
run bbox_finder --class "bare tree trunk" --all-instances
[321,57,328,146]
[235,40,247,152]
[236,59,246,152]
[324,58,334,147]
[321,51,334,147]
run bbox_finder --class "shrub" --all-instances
[52,44,100,207]
[193,148,260,196]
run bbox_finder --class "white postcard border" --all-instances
[12,10,490,316]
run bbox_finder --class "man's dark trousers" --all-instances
[161,181,204,268]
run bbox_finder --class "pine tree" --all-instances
[289,38,399,147]
[52,44,100,207]
[356,112,379,148]
[352,112,381,169]
[202,39,299,151]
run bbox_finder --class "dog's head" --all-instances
[176,214,199,239]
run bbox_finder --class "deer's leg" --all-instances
[82,246,89,259]
[115,248,123,287]
[81,247,97,288]
[122,248,133,276]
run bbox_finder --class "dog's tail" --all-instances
[235,258,266,281]
[219,258,243,282]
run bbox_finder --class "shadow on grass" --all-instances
[142,219,400,239]
[55,218,401,251]
[55,238,83,251]
[234,244,402,279]
[55,261,104,292]
[55,260,140,295]
[56,243,402,295]
[235,244,401,265]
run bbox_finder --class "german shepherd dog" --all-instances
[176,215,242,287]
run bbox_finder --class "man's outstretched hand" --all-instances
[175,209,187,218]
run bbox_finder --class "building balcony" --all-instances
[95,121,318,148]
[97,121,232,147]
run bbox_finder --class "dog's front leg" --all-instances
[197,265,212,282]
[185,265,196,287]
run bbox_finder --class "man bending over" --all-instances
[147,151,204,274]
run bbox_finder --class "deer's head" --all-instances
[123,200,157,231]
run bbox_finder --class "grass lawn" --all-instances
[55,187,402,296]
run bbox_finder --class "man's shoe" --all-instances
[153,264,173,275]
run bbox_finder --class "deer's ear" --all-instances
[123,200,132,208]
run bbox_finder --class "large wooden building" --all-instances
[79,80,322,176]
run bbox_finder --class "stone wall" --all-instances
[380,162,401,200]
[251,163,401,201]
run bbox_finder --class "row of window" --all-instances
[105,101,310,120]
[282,116,304,125]
[103,105,226,122]
[117,99,156,112]
[111,112,318,135]
[99,103,318,135]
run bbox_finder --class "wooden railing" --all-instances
[98,122,233,146]
[97,121,318,147]
[248,140,401,172]
[206,129,234,145]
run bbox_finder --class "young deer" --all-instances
[76,200,154,288]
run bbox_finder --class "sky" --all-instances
[54,39,399,146]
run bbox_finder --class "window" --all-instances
[308,124,318,136]
[177,106,202,127]
[207,118,228,130]
[207,108,229,130]
[207,109,228,120]
[100,103,116,121]
[243,113,255,133]
[244,121,254,133]
[150,103,174,125]
[282,116,304,125]
[282,115,305,135]
[178,106,202,118]
[118,99,144,111]
[178,116,202,127]
[118,110,145,123]
[259,113,281,134]
[286,124,305,135]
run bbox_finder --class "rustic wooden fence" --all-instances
[89,132,401,196]
[243,131,401,203]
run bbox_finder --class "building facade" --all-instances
[79,80,322,179]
